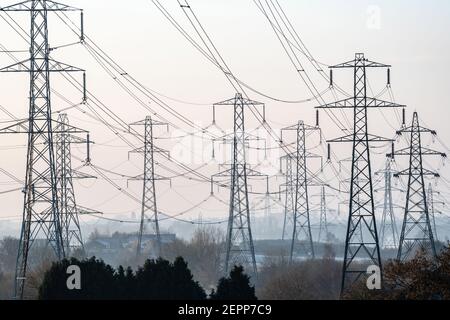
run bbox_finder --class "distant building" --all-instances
[85,233,176,260]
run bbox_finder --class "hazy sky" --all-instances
[1,0,450,239]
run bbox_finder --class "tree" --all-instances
[163,226,224,290]
[39,257,117,300]
[345,245,450,300]
[115,265,135,300]
[211,266,257,300]
[258,258,341,300]
[382,246,450,300]
[135,257,206,300]
[39,256,206,300]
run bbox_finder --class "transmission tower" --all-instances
[316,53,405,294]
[391,112,446,261]
[55,114,94,256]
[211,93,267,277]
[129,117,170,259]
[427,183,444,243]
[0,0,85,299]
[281,121,321,262]
[281,156,295,241]
[318,185,329,243]
[376,158,399,249]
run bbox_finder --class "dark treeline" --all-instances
[38,256,257,300]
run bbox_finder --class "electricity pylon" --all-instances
[427,183,444,243]
[318,185,329,243]
[263,190,272,238]
[391,112,446,261]
[281,121,321,262]
[376,158,399,249]
[316,53,405,294]
[55,114,94,256]
[211,93,266,277]
[129,117,169,259]
[0,0,85,299]
[281,156,295,240]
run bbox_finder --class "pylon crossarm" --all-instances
[0,59,84,73]
[0,119,28,134]
[129,146,169,157]
[397,126,437,135]
[390,147,411,156]
[52,119,88,134]
[213,166,266,179]
[128,173,170,182]
[239,132,265,142]
[328,133,394,143]
[213,132,265,145]
[154,147,171,157]
[330,56,390,69]
[56,134,88,145]
[71,170,96,180]
[245,168,268,178]
[316,97,404,109]
[78,206,102,216]
[394,168,439,178]
[130,118,168,129]
[393,147,445,157]
[212,168,233,179]
[0,60,29,72]
[48,60,85,72]
[213,96,264,107]
[281,123,318,132]
[0,118,88,135]
[421,148,447,157]
[0,0,81,11]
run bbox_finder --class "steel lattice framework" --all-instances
[316,53,405,294]
[55,114,91,255]
[392,112,446,261]
[378,158,399,249]
[0,0,85,299]
[129,117,169,259]
[281,156,295,241]
[211,93,267,277]
[318,185,329,243]
[427,183,444,243]
[281,121,320,261]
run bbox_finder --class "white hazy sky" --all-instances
[1,0,450,238]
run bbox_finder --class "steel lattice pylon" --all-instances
[281,121,320,261]
[392,112,446,261]
[281,156,295,241]
[427,183,442,243]
[427,185,437,243]
[55,114,86,255]
[129,117,169,259]
[317,53,405,294]
[0,0,85,299]
[211,93,267,277]
[318,185,329,243]
[263,191,272,238]
[226,93,255,275]
[378,158,399,249]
